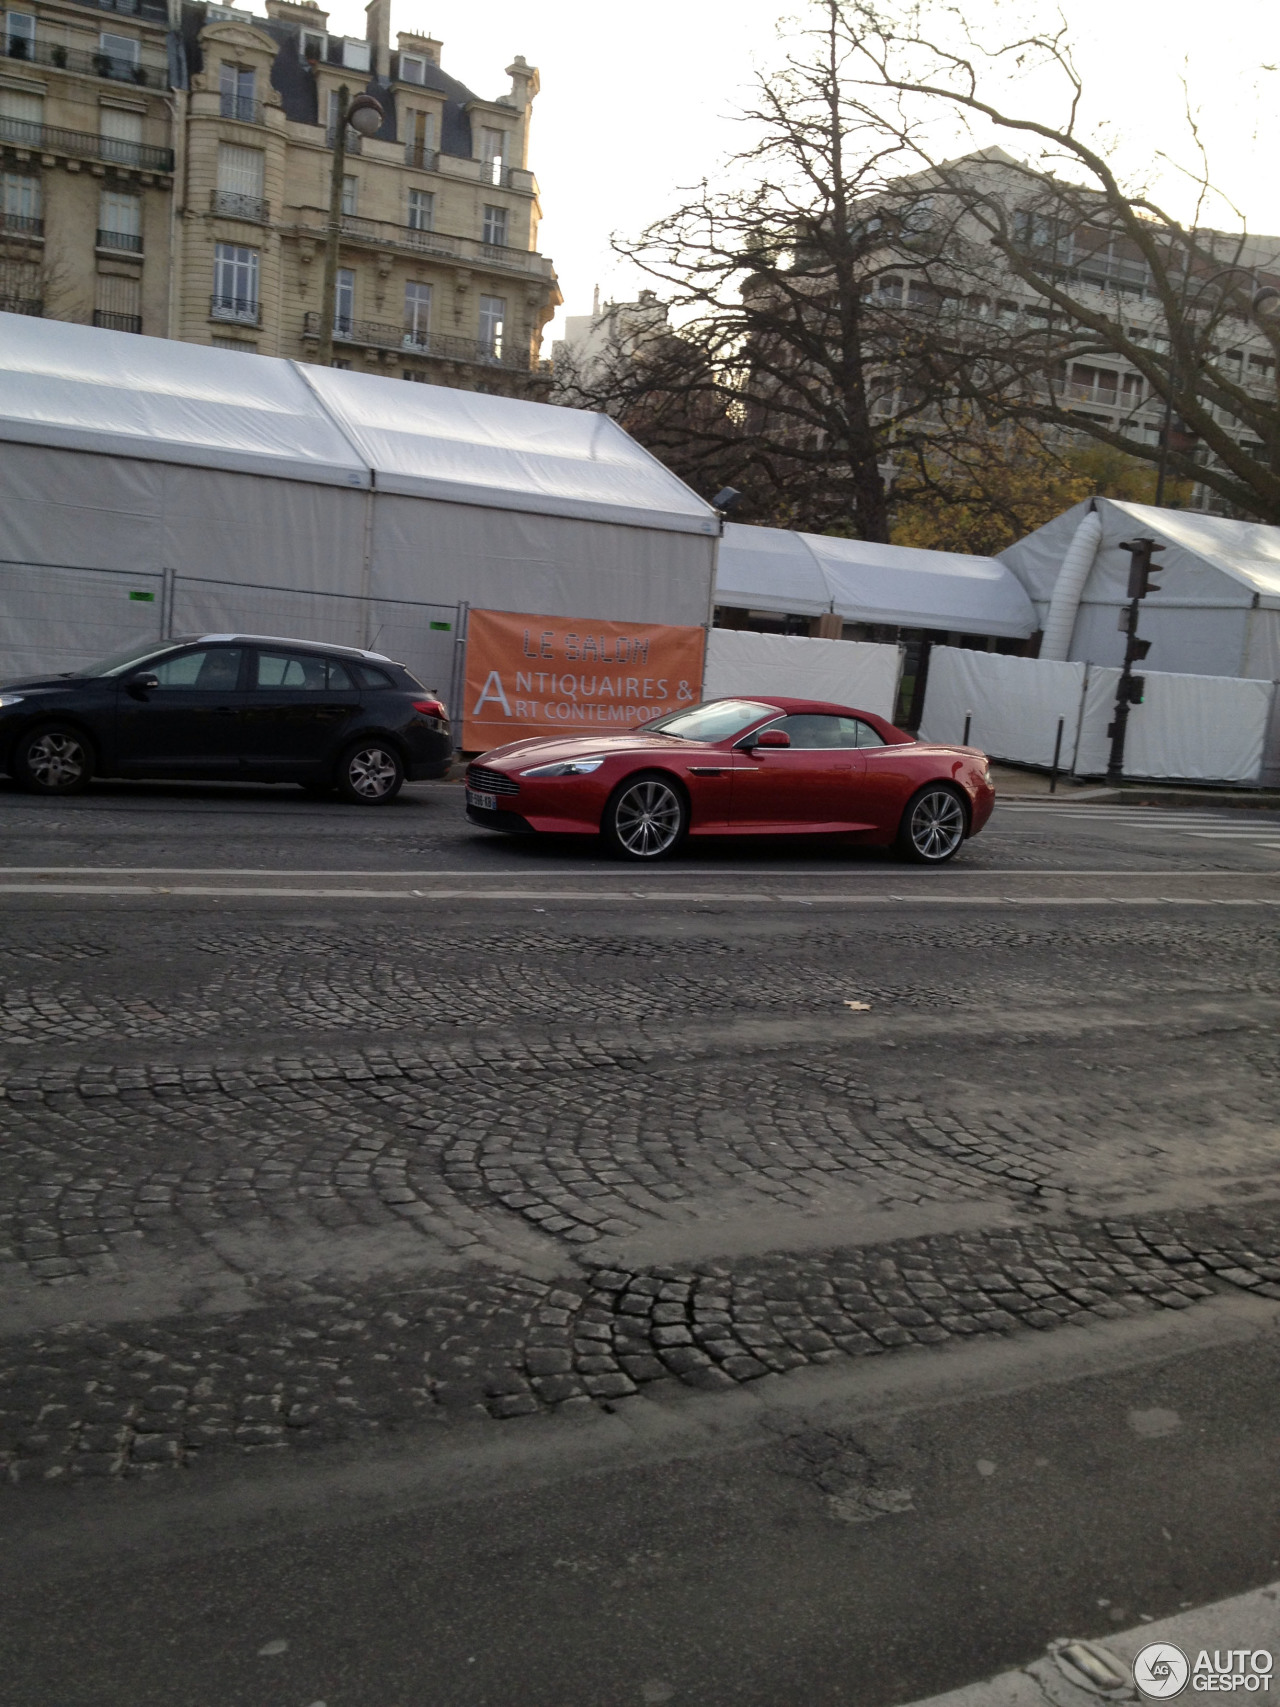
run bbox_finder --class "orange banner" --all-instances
[463,608,706,751]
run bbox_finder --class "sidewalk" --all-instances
[990,763,1280,811]
[900,1578,1279,1704]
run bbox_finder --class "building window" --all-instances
[4,11,35,58]
[341,174,358,217]
[407,188,433,231]
[99,105,143,165]
[479,124,505,183]
[98,32,139,79]
[215,143,266,220]
[301,30,324,61]
[219,63,256,121]
[212,242,259,321]
[212,336,257,352]
[399,52,425,83]
[478,293,505,359]
[0,170,40,236]
[340,38,369,71]
[0,86,43,141]
[334,266,354,334]
[482,205,507,248]
[98,187,142,253]
[404,280,430,347]
[402,368,427,382]
[405,108,434,168]
[94,272,141,334]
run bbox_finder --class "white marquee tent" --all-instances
[0,314,719,685]
[999,498,1280,680]
[716,521,1037,639]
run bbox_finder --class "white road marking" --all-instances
[0,883,1274,907]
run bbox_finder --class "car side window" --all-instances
[150,648,243,690]
[326,658,354,691]
[352,662,393,689]
[256,651,327,691]
[775,714,845,748]
[833,716,885,748]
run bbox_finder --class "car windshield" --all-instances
[79,640,192,679]
[642,700,777,742]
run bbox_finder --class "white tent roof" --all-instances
[0,313,369,488]
[717,522,1037,638]
[0,314,719,533]
[303,366,717,533]
[1000,498,1280,610]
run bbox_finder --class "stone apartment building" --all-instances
[0,0,175,333]
[0,0,559,394]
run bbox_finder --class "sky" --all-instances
[316,0,1280,346]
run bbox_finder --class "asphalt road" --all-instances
[1,775,1279,1706]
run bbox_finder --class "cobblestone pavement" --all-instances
[2,887,1278,1484]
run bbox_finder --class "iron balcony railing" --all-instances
[219,92,263,124]
[96,227,143,253]
[404,142,438,171]
[324,126,362,154]
[0,113,173,172]
[302,310,537,370]
[0,294,41,316]
[88,0,168,18]
[298,211,553,277]
[93,309,141,332]
[210,293,260,325]
[3,36,168,87]
[211,189,269,223]
[0,210,43,238]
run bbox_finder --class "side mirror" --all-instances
[127,673,160,699]
[755,728,791,749]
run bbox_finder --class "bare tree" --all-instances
[841,3,1280,519]
[597,1,996,540]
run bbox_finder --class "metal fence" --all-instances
[0,557,465,724]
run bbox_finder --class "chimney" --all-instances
[365,0,390,77]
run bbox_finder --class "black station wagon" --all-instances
[0,634,452,804]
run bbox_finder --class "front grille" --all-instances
[466,765,519,796]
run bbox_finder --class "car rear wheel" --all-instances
[14,723,94,795]
[336,740,404,805]
[603,772,688,861]
[897,784,967,864]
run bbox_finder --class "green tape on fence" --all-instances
[429,620,451,631]
[129,590,156,602]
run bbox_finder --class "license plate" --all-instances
[467,789,497,811]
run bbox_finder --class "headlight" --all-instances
[0,693,24,707]
[520,757,606,777]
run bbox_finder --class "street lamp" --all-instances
[316,86,384,368]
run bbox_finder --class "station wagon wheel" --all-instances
[15,723,94,795]
[336,740,404,805]
[897,784,967,865]
[603,772,688,861]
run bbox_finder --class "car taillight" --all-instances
[413,698,447,719]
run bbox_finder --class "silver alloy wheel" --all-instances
[347,746,399,800]
[26,731,86,790]
[612,778,684,858]
[909,788,966,861]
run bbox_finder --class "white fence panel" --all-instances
[1075,667,1274,782]
[918,648,1086,766]
[703,629,902,719]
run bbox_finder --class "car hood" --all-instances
[0,673,88,692]
[476,732,708,769]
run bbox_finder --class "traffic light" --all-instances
[1126,674,1146,704]
[1120,536,1165,600]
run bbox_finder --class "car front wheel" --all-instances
[336,740,404,805]
[602,772,688,861]
[897,784,967,864]
[14,723,95,795]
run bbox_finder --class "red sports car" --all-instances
[464,697,994,864]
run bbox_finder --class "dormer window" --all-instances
[301,31,324,61]
[341,38,369,71]
[399,52,426,84]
